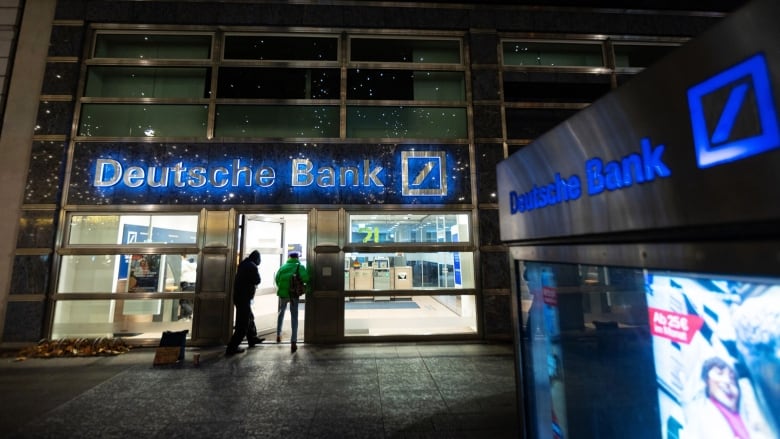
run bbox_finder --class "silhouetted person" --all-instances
[226,250,265,355]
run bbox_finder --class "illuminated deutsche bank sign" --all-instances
[401,151,447,196]
[498,1,780,241]
[92,158,386,189]
[71,143,468,205]
[508,138,671,214]
[688,53,780,168]
[505,52,778,218]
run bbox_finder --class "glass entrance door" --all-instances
[240,214,308,341]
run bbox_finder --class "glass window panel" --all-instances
[505,108,579,139]
[503,72,611,103]
[51,299,193,339]
[223,35,338,61]
[345,252,474,290]
[351,38,461,63]
[517,261,655,439]
[217,67,339,99]
[58,254,199,294]
[215,105,339,137]
[614,43,679,68]
[348,213,470,244]
[78,104,208,137]
[85,67,210,98]
[347,70,464,101]
[347,106,467,138]
[344,294,477,336]
[93,34,211,59]
[503,41,604,67]
[68,214,198,245]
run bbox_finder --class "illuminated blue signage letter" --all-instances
[125,167,145,188]
[292,159,314,186]
[231,159,252,186]
[641,138,671,181]
[171,162,187,187]
[254,166,276,187]
[189,167,207,187]
[209,167,229,188]
[94,159,121,187]
[363,160,384,187]
[588,138,670,195]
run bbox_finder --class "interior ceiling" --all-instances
[351,214,437,225]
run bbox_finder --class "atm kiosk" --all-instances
[497,1,780,438]
[373,257,391,296]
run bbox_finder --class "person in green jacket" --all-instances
[275,251,310,353]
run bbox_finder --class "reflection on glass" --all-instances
[347,106,467,138]
[218,67,339,99]
[85,67,210,98]
[344,252,474,290]
[518,261,657,439]
[348,213,470,243]
[503,41,603,67]
[347,70,464,100]
[51,299,193,339]
[79,104,208,137]
[94,34,212,59]
[344,294,477,336]
[215,105,339,137]
[58,254,199,294]
[68,214,198,245]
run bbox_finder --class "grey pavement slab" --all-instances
[0,342,519,438]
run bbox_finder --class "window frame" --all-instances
[75,27,469,142]
[53,211,203,335]
[63,213,201,248]
[344,34,468,140]
[499,34,689,146]
[343,211,476,295]
[611,40,686,73]
[501,38,609,72]
[90,31,214,61]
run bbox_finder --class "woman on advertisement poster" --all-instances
[684,357,770,439]
[128,254,161,292]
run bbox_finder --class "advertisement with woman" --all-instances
[645,272,779,439]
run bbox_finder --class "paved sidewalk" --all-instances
[1,342,519,438]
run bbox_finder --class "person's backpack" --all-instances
[289,264,306,298]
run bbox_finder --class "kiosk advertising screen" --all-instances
[516,260,780,439]
[646,272,780,439]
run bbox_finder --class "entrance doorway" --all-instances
[239,213,308,342]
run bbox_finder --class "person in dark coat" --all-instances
[226,250,265,355]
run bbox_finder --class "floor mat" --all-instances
[345,301,420,310]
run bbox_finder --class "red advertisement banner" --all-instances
[648,307,704,344]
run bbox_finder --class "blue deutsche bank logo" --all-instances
[687,53,780,168]
[401,151,447,196]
